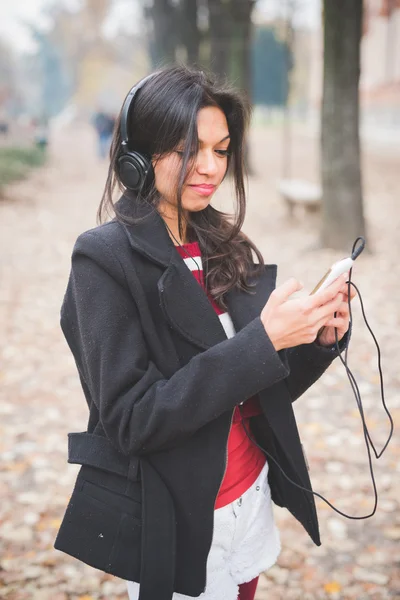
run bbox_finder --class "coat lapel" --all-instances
[117,197,227,350]
[158,256,228,350]
[116,196,277,351]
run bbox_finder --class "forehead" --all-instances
[196,106,229,144]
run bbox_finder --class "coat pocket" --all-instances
[81,480,141,518]
[54,471,142,582]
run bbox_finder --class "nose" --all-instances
[195,149,218,177]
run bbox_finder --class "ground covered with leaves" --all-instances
[1,124,399,599]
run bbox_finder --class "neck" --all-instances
[158,202,188,245]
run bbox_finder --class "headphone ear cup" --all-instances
[117,151,153,191]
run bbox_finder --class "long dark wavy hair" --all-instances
[98,64,265,310]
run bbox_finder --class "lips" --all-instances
[190,183,215,190]
[188,184,216,196]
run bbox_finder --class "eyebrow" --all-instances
[198,134,230,144]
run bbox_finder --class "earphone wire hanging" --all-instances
[240,237,393,520]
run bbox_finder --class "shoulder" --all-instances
[72,221,132,286]
[251,263,278,286]
[73,220,135,264]
[74,220,127,254]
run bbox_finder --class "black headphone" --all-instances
[117,73,157,191]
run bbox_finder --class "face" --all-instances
[153,106,230,217]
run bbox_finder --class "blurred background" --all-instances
[0,1,399,599]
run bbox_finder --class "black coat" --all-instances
[54,197,346,600]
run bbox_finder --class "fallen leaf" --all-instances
[2,461,28,472]
[324,581,342,594]
[50,518,62,528]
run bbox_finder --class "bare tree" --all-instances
[207,0,256,87]
[321,0,366,250]
[178,0,201,65]
[143,0,257,91]
[230,0,256,94]
[207,0,232,79]
[144,0,178,67]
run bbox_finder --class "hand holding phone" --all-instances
[261,275,346,351]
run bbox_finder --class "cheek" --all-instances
[154,157,181,196]
[211,157,229,183]
[219,161,229,182]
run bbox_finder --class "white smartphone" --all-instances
[310,257,354,295]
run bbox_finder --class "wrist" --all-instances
[262,323,282,352]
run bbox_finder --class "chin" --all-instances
[183,195,213,213]
[187,201,211,213]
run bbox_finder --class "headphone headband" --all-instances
[120,72,158,147]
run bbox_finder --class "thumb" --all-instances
[270,278,303,306]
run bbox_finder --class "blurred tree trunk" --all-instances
[230,0,255,94]
[144,0,177,67]
[230,0,256,174]
[321,0,366,250]
[207,0,232,79]
[207,0,255,86]
[179,0,201,65]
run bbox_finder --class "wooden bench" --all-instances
[277,179,322,217]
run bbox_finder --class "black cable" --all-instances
[351,236,365,260]
[335,280,393,458]
[240,244,393,520]
[336,237,393,459]
[164,221,203,281]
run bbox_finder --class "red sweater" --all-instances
[175,242,266,509]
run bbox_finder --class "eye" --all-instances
[215,149,230,157]
[176,150,195,158]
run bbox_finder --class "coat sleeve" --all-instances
[61,231,290,456]
[282,333,349,402]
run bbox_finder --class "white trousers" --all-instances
[127,462,281,600]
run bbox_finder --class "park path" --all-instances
[0,122,399,600]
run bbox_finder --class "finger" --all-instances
[314,314,344,335]
[270,278,303,307]
[316,293,344,321]
[321,299,350,327]
[324,316,348,329]
[349,286,357,300]
[339,282,357,300]
[334,301,350,317]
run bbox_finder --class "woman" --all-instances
[54,66,352,600]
